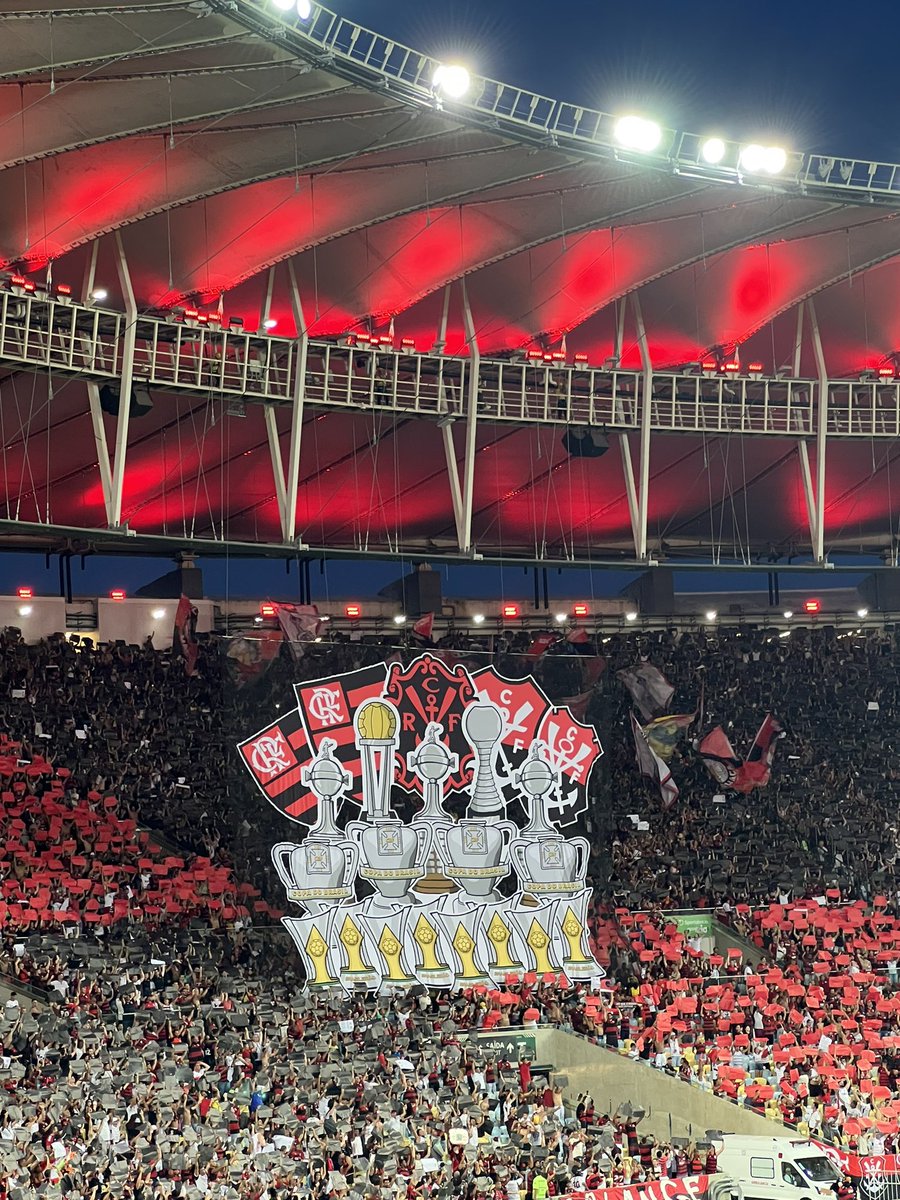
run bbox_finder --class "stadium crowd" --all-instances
[0,616,899,1196]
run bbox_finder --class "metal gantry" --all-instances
[3,286,900,560]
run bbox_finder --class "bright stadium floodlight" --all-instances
[393,614,406,626]
[264,318,278,330]
[705,610,717,622]
[433,64,471,99]
[296,0,311,15]
[554,612,567,624]
[701,137,726,164]
[614,115,662,154]
[472,613,485,625]
[784,610,793,619]
[625,610,637,622]
[858,607,869,618]
[741,143,787,175]
[272,0,294,9]
[91,287,108,302]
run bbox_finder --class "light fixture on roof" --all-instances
[151,607,166,620]
[393,614,406,626]
[296,0,311,15]
[705,610,718,622]
[264,318,278,330]
[783,610,793,619]
[740,143,787,175]
[625,611,637,622]
[91,287,108,302]
[18,605,32,617]
[271,0,294,9]
[433,64,471,99]
[701,137,727,164]
[554,612,568,624]
[614,115,662,154]
[858,607,869,618]
[471,613,485,625]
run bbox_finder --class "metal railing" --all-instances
[8,290,900,440]
[226,1,900,206]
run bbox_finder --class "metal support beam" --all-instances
[87,382,114,525]
[613,298,626,367]
[631,292,653,561]
[439,418,465,550]
[269,261,309,546]
[808,298,828,564]
[108,231,137,529]
[433,283,452,355]
[617,433,641,559]
[259,266,276,331]
[459,279,479,556]
[791,300,805,377]
[82,240,98,306]
[796,439,817,551]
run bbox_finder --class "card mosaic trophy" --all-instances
[238,652,605,992]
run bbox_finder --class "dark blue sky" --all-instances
[338,0,900,162]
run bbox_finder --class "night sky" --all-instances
[336,0,900,162]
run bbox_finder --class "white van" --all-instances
[714,1136,842,1200]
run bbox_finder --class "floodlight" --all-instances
[614,115,662,153]
[91,287,108,301]
[554,613,567,624]
[783,610,793,619]
[272,0,294,9]
[433,64,470,99]
[701,137,726,164]
[857,607,869,618]
[151,607,166,620]
[264,318,278,330]
[472,613,485,625]
[705,610,717,622]
[625,611,637,622]
[740,143,787,175]
[393,614,406,625]
[296,0,311,15]
[18,605,32,617]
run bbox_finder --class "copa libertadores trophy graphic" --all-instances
[238,652,605,992]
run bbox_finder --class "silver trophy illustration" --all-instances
[271,738,359,914]
[508,742,590,898]
[462,702,506,817]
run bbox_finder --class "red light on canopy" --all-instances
[803,598,821,614]
[573,603,589,617]
[109,588,126,601]
[747,362,764,373]
[878,366,895,378]
[345,603,362,619]
[9,274,26,287]
[16,586,33,600]
[56,283,72,297]
[260,601,277,618]
[723,362,740,373]
[502,603,520,619]
[573,353,589,364]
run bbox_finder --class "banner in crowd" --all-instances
[631,712,679,809]
[564,1175,718,1200]
[617,662,675,721]
[814,1141,900,1179]
[238,653,605,992]
[173,594,199,676]
[696,714,784,793]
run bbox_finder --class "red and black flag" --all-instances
[733,714,784,793]
[173,594,199,676]
[238,705,315,824]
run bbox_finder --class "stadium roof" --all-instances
[2,0,900,568]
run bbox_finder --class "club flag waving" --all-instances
[412,613,434,642]
[696,725,742,787]
[617,662,675,721]
[643,713,694,761]
[173,594,199,676]
[631,712,679,809]
[733,713,784,793]
[276,603,322,661]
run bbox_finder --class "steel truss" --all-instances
[0,287,897,562]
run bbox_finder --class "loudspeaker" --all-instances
[561,427,609,458]
[98,382,154,418]
[621,568,674,616]
[858,571,900,613]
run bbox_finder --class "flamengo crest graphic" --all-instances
[237,653,605,994]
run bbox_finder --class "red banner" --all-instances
[814,1141,900,1178]
[566,1176,715,1200]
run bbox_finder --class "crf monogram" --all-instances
[249,732,291,779]
[307,686,344,726]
